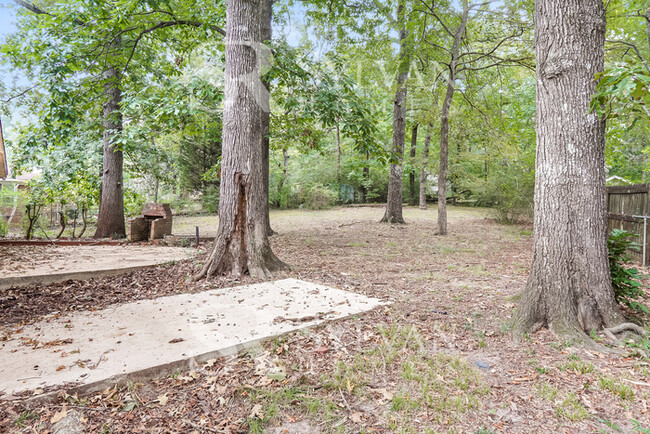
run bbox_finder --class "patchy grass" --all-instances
[559,355,595,374]
[598,375,635,401]
[554,393,589,421]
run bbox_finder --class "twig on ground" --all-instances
[338,388,352,412]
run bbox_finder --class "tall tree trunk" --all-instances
[437,4,468,235]
[336,123,342,185]
[276,147,289,207]
[408,124,418,206]
[152,136,159,203]
[261,0,275,236]
[515,0,623,339]
[381,0,409,224]
[193,0,286,280]
[361,151,370,203]
[419,129,431,209]
[94,52,126,239]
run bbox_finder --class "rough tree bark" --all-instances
[260,0,275,236]
[419,129,431,209]
[193,0,286,280]
[94,53,126,239]
[437,4,468,235]
[515,0,624,339]
[381,0,409,224]
[408,124,418,206]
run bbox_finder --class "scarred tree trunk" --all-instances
[381,0,409,224]
[94,57,126,239]
[193,0,286,279]
[515,0,623,338]
[419,129,431,209]
[408,124,418,206]
[437,4,468,236]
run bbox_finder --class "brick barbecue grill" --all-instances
[127,203,173,242]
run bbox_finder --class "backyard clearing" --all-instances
[1,206,650,433]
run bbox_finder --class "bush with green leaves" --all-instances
[303,184,338,210]
[608,229,648,313]
[469,162,534,224]
[0,216,7,237]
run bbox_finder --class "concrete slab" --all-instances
[0,245,196,289]
[0,278,386,398]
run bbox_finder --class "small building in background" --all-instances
[606,175,632,186]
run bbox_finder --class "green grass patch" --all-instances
[598,375,635,401]
[554,393,589,421]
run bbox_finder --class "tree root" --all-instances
[603,322,646,344]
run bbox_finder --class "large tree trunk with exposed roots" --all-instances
[193,0,286,280]
[515,0,623,339]
[381,0,408,224]
[94,56,126,239]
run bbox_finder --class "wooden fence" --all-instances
[607,184,650,264]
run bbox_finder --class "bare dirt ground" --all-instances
[2,206,650,433]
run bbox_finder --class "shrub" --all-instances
[304,184,337,210]
[471,170,534,224]
[608,229,649,313]
[0,216,7,237]
[124,189,146,217]
[201,185,219,214]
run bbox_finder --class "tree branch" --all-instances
[606,39,650,73]
[2,84,41,104]
[415,0,455,38]
[13,0,84,25]
[122,20,225,72]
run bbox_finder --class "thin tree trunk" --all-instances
[381,0,409,224]
[276,147,289,207]
[515,0,623,339]
[94,40,126,239]
[437,3,468,235]
[361,151,370,203]
[78,205,87,238]
[408,124,418,206]
[336,123,341,185]
[56,210,66,239]
[419,129,431,209]
[152,136,159,203]
[154,178,159,203]
[71,208,78,238]
[193,0,286,280]
[261,0,275,236]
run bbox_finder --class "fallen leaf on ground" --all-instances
[51,404,67,423]
[249,404,264,419]
[157,393,169,405]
